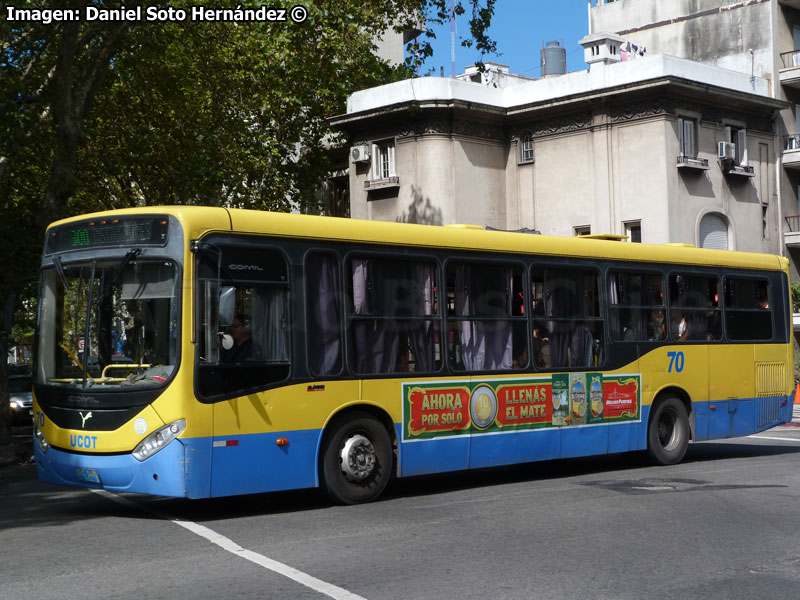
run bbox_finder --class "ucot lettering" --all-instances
[70,434,98,449]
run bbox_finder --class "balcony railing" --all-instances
[781,50,800,69]
[786,134,800,151]
[786,215,800,233]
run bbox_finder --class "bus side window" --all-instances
[724,277,772,341]
[531,267,603,369]
[196,245,291,399]
[446,262,526,372]
[668,274,721,342]
[608,271,665,342]
[347,257,441,375]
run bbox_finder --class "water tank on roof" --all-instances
[541,40,566,76]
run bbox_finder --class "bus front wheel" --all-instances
[647,396,689,465]
[321,412,392,505]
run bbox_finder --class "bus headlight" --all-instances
[33,423,49,453]
[132,419,185,462]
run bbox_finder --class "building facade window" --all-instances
[624,221,642,243]
[699,212,729,250]
[678,117,696,158]
[520,134,534,163]
[372,140,396,180]
[725,125,748,166]
[574,225,591,236]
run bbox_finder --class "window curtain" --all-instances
[546,273,577,368]
[352,259,399,373]
[546,270,595,367]
[608,276,621,339]
[307,255,342,375]
[252,289,288,361]
[455,265,513,370]
[408,263,437,372]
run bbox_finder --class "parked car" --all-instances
[8,374,33,425]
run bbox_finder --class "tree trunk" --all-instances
[0,292,13,445]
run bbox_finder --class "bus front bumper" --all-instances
[35,439,190,498]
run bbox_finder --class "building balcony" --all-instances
[676,155,709,171]
[783,134,800,170]
[785,215,800,247]
[364,176,399,191]
[780,50,800,89]
[721,161,754,177]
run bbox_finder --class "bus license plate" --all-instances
[75,468,101,484]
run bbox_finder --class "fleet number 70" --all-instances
[667,351,685,373]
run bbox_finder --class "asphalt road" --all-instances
[2,427,800,600]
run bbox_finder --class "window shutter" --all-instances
[684,120,695,158]
[737,129,748,165]
[699,213,728,250]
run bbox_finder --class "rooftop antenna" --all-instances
[450,0,456,77]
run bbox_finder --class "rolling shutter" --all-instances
[699,213,728,250]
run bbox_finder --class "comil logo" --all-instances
[228,264,264,271]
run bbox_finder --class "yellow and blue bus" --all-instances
[33,207,794,503]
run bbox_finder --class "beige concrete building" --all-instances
[330,0,800,281]
[331,43,784,257]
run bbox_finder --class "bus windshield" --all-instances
[37,256,179,389]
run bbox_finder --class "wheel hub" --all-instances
[339,434,376,482]
[658,411,676,448]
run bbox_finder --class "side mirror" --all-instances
[218,287,235,326]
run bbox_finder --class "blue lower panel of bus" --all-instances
[35,440,191,497]
[692,396,790,441]
[35,429,322,498]
[399,421,645,477]
[208,429,320,497]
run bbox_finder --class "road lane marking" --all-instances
[748,435,800,442]
[90,489,368,600]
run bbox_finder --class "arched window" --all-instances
[699,213,729,250]
[520,133,534,163]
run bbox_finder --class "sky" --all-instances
[423,0,592,78]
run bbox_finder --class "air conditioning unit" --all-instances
[350,145,371,163]
[717,141,735,161]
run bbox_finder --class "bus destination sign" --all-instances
[46,216,170,254]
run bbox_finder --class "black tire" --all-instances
[320,412,393,505]
[647,396,689,465]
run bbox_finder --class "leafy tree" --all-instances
[0,0,496,439]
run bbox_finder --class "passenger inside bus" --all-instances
[222,314,254,362]
[671,309,690,341]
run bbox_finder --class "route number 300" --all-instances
[667,351,685,373]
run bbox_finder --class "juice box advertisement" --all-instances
[551,374,569,427]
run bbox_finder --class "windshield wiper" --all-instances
[95,248,142,305]
[53,256,69,291]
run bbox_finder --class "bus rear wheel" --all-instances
[647,396,689,465]
[321,412,392,505]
